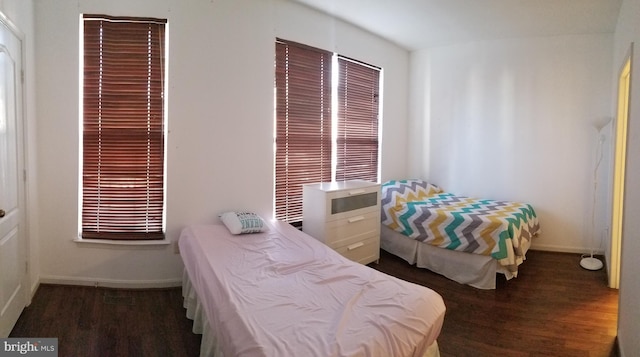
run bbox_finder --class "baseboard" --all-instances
[530,244,603,255]
[39,275,182,289]
[28,279,39,305]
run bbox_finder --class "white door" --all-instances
[0,13,27,338]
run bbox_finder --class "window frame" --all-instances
[274,39,333,224]
[335,55,381,183]
[79,14,168,241]
[274,39,382,224]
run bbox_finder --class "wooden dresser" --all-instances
[302,180,380,265]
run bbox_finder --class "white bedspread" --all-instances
[179,220,446,357]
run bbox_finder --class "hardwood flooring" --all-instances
[9,285,201,356]
[10,249,618,357]
[370,249,619,357]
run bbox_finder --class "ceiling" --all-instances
[290,0,623,51]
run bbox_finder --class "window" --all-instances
[274,40,333,224]
[80,15,167,240]
[274,39,381,223]
[336,56,380,182]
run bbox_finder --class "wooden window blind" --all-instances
[335,56,380,183]
[274,39,332,223]
[81,15,167,240]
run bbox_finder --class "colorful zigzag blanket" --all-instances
[381,180,540,271]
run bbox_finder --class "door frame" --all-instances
[609,43,633,289]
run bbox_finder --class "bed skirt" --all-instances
[182,269,441,357]
[381,225,531,289]
[182,270,219,357]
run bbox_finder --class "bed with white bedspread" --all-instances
[179,219,446,357]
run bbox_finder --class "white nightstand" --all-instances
[302,180,380,265]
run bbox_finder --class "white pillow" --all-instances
[219,211,267,235]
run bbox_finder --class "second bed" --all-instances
[380,179,541,289]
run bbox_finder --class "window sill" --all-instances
[74,238,171,247]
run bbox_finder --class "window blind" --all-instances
[335,56,380,183]
[81,15,167,240]
[274,39,332,223]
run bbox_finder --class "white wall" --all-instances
[409,34,614,253]
[33,0,409,287]
[612,0,640,355]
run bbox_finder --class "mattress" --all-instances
[179,220,446,357]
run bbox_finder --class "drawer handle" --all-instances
[348,189,366,195]
[348,216,364,223]
[347,242,364,251]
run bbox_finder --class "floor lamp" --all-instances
[580,117,611,271]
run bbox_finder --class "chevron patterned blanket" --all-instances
[381,180,540,271]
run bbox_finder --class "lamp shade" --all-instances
[592,117,612,131]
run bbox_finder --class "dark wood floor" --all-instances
[10,249,618,357]
[9,285,202,356]
[370,249,619,357]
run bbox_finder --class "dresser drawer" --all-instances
[325,185,379,221]
[302,180,381,265]
[324,211,380,248]
[334,236,380,265]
